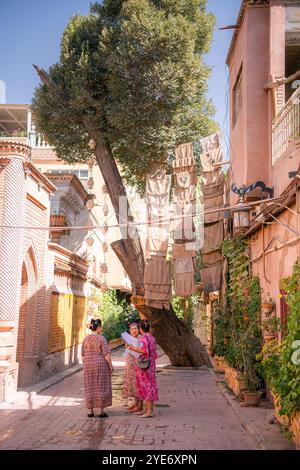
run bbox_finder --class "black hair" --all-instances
[89,318,102,331]
[139,320,150,333]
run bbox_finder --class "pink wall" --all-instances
[250,199,300,339]
[229,5,270,205]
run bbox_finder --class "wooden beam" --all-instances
[264,70,300,90]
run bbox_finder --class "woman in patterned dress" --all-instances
[128,320,158,418]
[122,323,143,413]
[81,319,113,418]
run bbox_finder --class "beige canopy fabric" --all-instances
[144,164,172,309]
[202,249,222,266]
[174,272,197,297]
[146,300,170,309]
[174,142,195,162]
[202,221,223,254]
[146,164,171,196]
[174,257,195,274]
[201,262,223,294]
[173,242,196,258]
[199,133,222,172]
[172,142,198,297]
[199,133,224,293]
[202,169,224,186]
[173,186,196,204]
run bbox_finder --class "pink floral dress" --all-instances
[81,334,112,409]
[135,333,158,402]
[122,352,139,400]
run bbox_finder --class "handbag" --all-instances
[137,335,151,370]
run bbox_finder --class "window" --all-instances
[49,169,88,184]
[232,67,243,126]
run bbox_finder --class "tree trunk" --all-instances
[89,131,211,367]
[140,304,211,367]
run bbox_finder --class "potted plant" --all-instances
[262,316,281,342]
[261,292,274,317]
[242,366,264,407]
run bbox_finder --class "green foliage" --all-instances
[32,0,216,191]
[262,316,281,335]
[212,302,230,358]
[258,260,300,416]
[171,293,200,330]
[92,289,139,342]
[220,237,263,391]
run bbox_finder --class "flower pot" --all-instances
[262,302,273,309]
[273,393,291,428]
[213,355,225,373]
[242,390,263,407]
[263,332,277,343]
[291,413,300,449]
[261,303,274,318]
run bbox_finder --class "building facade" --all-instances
[227,0,300,328]
[0,104,131,401]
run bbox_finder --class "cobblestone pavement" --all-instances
[0,349,295,450]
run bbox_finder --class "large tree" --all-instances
[32,0,216,366]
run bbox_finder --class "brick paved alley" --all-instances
[0,348,295,451]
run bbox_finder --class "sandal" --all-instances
[87,413,94,418]
[128,407,142,413]
[98,413,109,418]
[139,414,154,418]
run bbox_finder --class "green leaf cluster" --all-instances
[171,293,201,330]
[217,237,263,391]
[91,288,140,342]
[32,0,217,191]
[258,259,300,416]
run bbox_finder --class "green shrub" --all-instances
[91,289,139,342]
[220,237,263,390]
[258,260,300,416]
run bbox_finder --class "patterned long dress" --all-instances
[135,333,158,402]
[122,351,138,400]
[81,333,112,409]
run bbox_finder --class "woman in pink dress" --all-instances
[128,320,158,418]
[81,319,113,418]
[122,323,143,412]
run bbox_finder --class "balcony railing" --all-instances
[272,86,300,165]
[29,130,52,148]
[0,131,51,148]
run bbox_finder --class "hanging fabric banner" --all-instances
[198,133,225,293]
[143,163,171,310]
[171,143,198,297]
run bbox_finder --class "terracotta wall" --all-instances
[250,198,300,333]
[229,6,271,206]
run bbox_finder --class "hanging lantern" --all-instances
[86,198,95,211]
[87,177,94,189]
[87,253,94,264]
[86,236,94,247]
[100,263,108,273]
[88,139,96,150]
[103,203,109,216]
[88,157,95,170]
[101,222,108,234]
[102,242,108,253]
[232,202,251,234]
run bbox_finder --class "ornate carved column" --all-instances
[0,141,29,401]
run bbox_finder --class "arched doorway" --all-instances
[17,247,38,387]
